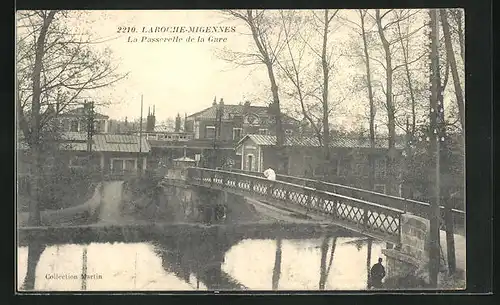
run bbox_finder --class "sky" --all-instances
[74,10,273,122]
[19,9,463,133]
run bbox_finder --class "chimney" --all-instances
[175,113,181,132]
[212,96,217,106]
[146,105,156,132]
[184,113,188,131]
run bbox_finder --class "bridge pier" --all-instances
[382,213,435,286]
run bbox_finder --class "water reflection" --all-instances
[18,230,384,291]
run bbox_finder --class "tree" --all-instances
[275,9,343,179]
[440,9,465,132]
[373,9,427,195]
[359,9,377,189]
[428,8,442,288]
[218,10,287,172]
[16,10,128,225]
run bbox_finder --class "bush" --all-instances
[18,167,95,211]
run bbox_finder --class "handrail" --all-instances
[186,167,405,244]
[225,168,465,214]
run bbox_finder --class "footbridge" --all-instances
[163,167,465,247]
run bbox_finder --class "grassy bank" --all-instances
[17,183,101,227]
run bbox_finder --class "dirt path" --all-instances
[98,181,128,224]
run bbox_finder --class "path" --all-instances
[98,181,130,224]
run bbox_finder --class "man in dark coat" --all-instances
[370,258,386,288]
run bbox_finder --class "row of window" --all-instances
[204,126,294,140]
[69,156,137,172]
[64,119,107,133]
[145,133,192,141]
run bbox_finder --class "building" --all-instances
[184,98,300,142]
[236,134,405,193]
[57,105,110,134]
[17,132,150,176]
[143,98,300,170]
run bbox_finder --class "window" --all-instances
[285,129,293,136]
[247,154,254,171]
[205,126,216,138]
[375,159,386,178]
[111,158,136,173]
[258,129,268,135]
[70,120,79,132]
[374,184,386,194]
[233,128,242,140]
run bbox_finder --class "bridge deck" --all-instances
[168,168,406,245]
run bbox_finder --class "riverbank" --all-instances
[17,183,102,227]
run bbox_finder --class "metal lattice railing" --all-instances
[186,167,404,244]
[225,168,465,231]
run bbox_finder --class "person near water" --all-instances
[370,257,386,288]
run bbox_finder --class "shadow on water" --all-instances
[152,229,247,290]
[21,240,45,290]
[18,222,378,291]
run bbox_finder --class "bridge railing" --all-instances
[224,168,465,231]
[187,167,405,245]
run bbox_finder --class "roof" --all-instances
[152,125,175,133]
[17,132,150,153]
[236,134,404,150]
[186,103,298,123]
[60,107,109,119]
[173,156,196,162]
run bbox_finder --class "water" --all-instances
[17,233,385,291]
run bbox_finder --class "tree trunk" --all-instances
[272,237,282,290]
[366,238,372,288]
[440,9,465,132]
[28,10,57,226]
[375,9,397,196]
[246,10,285,172]
[360,10,376,190]
[319,236,329,290]
[428,9,442,288]
[321,9,331,177]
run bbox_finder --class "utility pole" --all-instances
[428,8,442,288]
[86,101,95,166]
[138,95,143,177]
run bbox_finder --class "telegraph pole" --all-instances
[138,95,143,176]
[428,9,442,288]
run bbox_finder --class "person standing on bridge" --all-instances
[263,167,276,197]
[369,258,386,289]
[263,168,276,181]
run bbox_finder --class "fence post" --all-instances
[234,173,239,189]
[221,173,226,188]
[363,207,369,229]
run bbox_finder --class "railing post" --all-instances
[221,173,226,188]
[267,180,274,199]
[234,173,239,189]
[249,178,254,192]
[363,207,369,230]
[305,189,312,211]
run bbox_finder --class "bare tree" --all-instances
[440,9,465,132]
[219,10,287,172]
[359,9,377,189]
[274,9,341,179]
[373,9,426,195]
[16,10,128,225]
